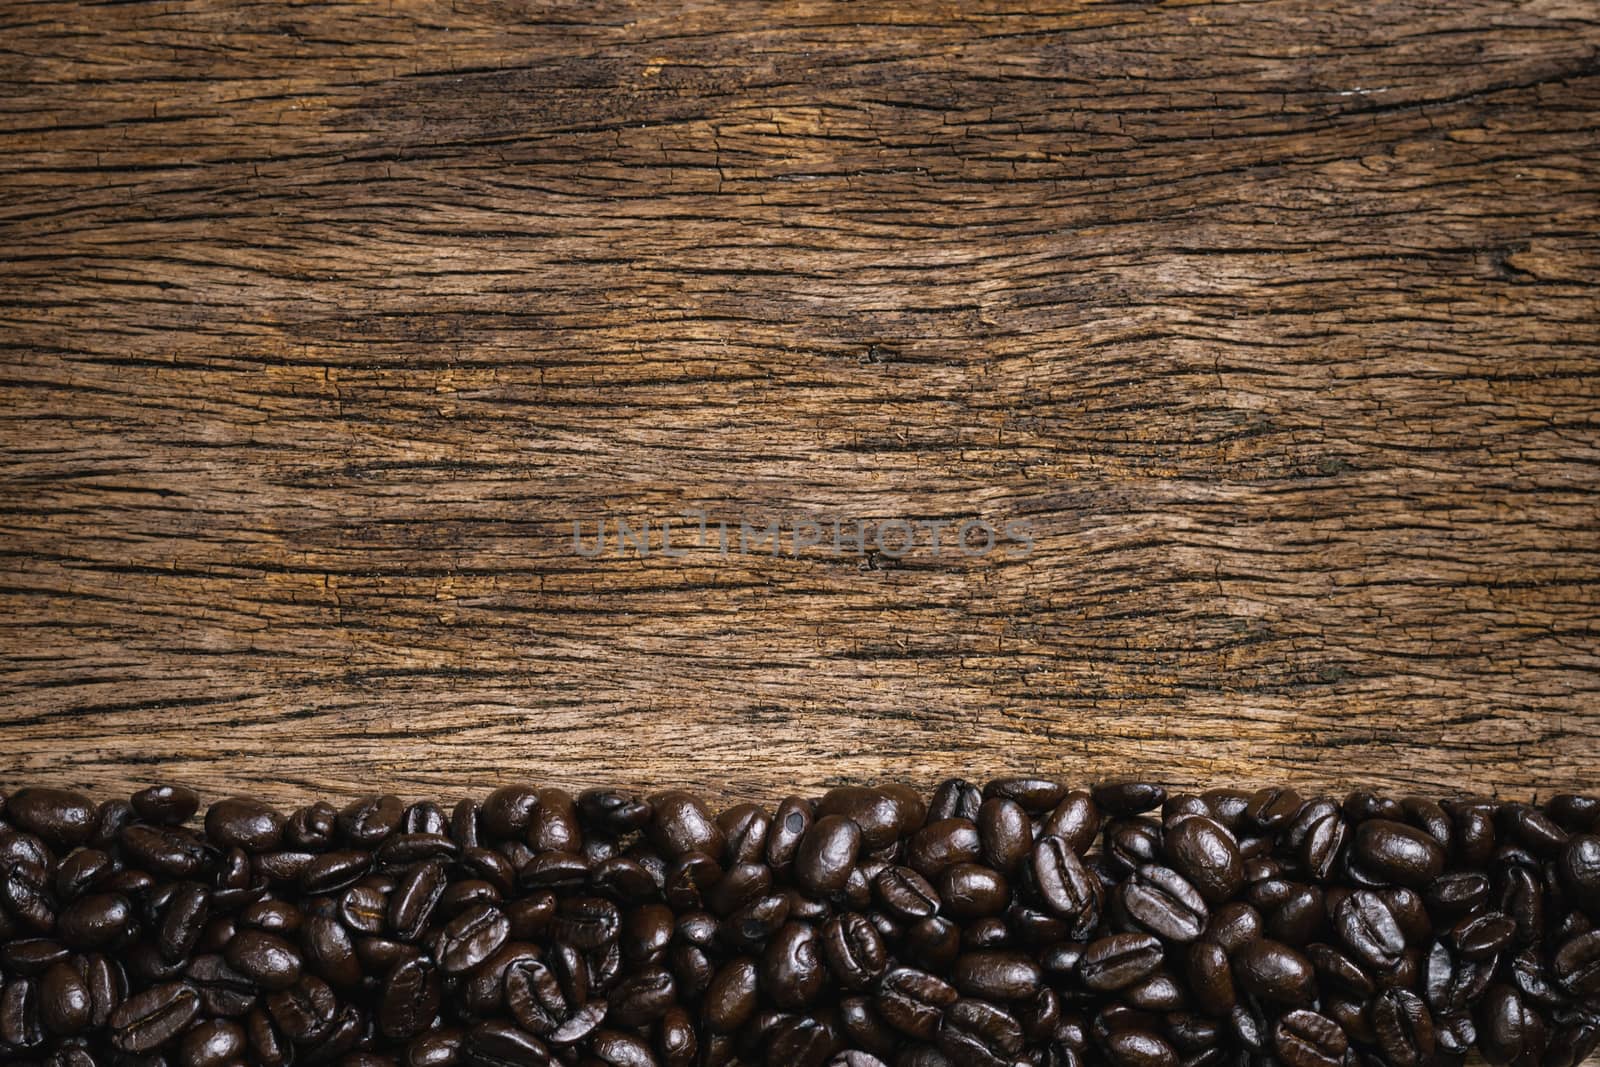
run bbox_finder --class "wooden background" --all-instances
[1,0,1597,809]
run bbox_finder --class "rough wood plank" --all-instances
[1,0,1597,808]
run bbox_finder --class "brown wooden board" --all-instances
[1,0,1597,809]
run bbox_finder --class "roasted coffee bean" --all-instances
[437,902,511,974]
[1028,836,1099,937]
[1079,934,1164,992]
[1118,866,1208,943]
[950,949,1041,1001]
[1354,819,1446,888]
[1372,987,1436,1067]
[58,892,133,949]
[108,980,200,1053]
[1232,939,1315,1005]
[225,929,303,990]
[206,798,285,854]
[1552,929,1600,996]
[938,863,1009,919]
[795,815,862,897]
[762,920,823,1009]
[820,912,887,989]
[876,967,958,1040]
[1040,791,1101,857]
[9,789,97,849]
[1184,940,1235,1017]
[38,962,91,1036]
[909,819,982,879]
[1273,1009,1347,1067]
[1163,815,1244,905]
[650,792,726,860]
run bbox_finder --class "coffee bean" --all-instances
[1273,1009,1347,1067]
[876,966,957,1040]
[1354,819,1446,888]
[108,980,200,1053]
[1163,815,1244,905]
[9,789,97,849]
[1079,934,1164,992]
[795,815,862,898]
[1117,866,1208,943]
[1232,939,1315,1005]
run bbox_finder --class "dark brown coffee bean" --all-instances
[607,964,674,1027]
[937,863,1009,919]
[131,785,201,827]
[907,819,982,880]
[1552,929,1600,996]
[818,787,911,851]
[339,794,405,846]
[820,912,887,990]
[1354,819,1446,887]
[1371,987,1435,1067]
[1273,1009,1347,1067]
[39,961,91,1035]
[1103,1028,1178,1067]
[976,798,1031,876]
[649,792,725,860]
[762,920,823,1010]
[1079,934,1164,992]
[938,996,1025,1065]
[225,929,303,990]
[795,815,862,898]
[1187,940,1237,1018]
[205,797,285,853]
[1118,866,1208,943]
[437,901,510,974]
[390,859,448,942]
[379,954,441,1039]
[875,966,957,1040]
[58,893,132,949]
[465,1019,553,1066]
[9,789,96,848]
[950,949,1041,1001]
[703,956,759,1034]
[108,980,200,1053]
[1232,939,1314,1005]
[875,865,940,920]
[1164,816,1244,905]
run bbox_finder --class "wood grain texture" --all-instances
[1,0,1598,808]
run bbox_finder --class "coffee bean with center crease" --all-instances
[437,902,511,974]
[108,980,200,1053]
[876,967,958,1040]
[1552,930,1600,997]
[1117,866,1208,943]
[937,997,1025,1066]
[820,912,887,990]
[1273,1008,1348,1067]
[1372,987,1436,1067]
[1079,933,1164,992]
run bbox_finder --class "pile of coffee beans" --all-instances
[0,781,1596,1067]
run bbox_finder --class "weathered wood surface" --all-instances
[1,0,1598,809]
